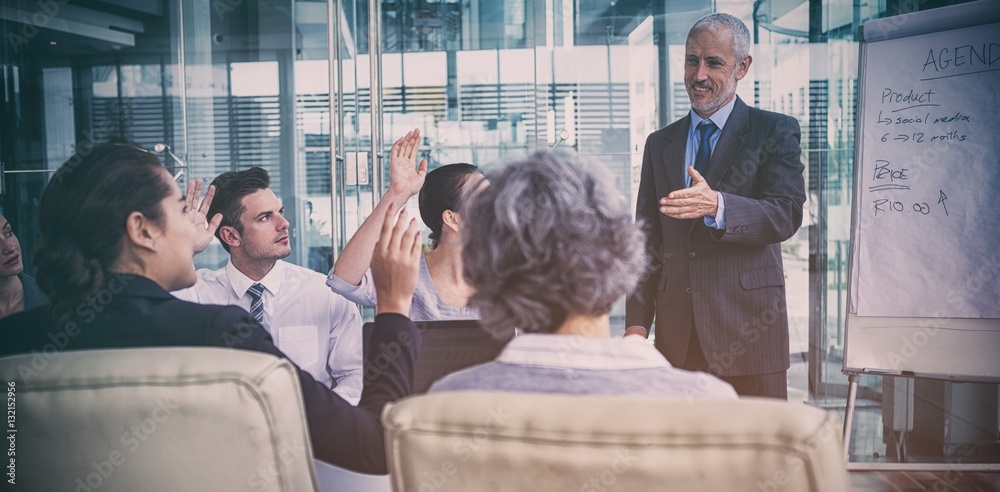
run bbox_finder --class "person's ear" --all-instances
[442,210,461,233]
[218,225,241,250]
[735,55,752,81]
[124,211,160,252]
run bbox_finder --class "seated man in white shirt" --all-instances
[173,167,364,404]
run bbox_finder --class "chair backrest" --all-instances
[0,347,319,492]
[382,392,848,492]
[363,320,513,393]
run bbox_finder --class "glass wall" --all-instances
[1,0,996,466]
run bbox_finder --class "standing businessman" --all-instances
[625,13,805,399]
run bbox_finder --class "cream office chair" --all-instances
[0,347,327,491]
[383,392,849,492]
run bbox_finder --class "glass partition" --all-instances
[1,0,996,468]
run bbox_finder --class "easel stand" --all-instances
[842,373,860,463]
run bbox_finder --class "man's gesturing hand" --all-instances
[659,167,718,220]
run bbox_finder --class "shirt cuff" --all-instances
[333,380,362,406]
[704,191,726,230]
[326,271,378,306]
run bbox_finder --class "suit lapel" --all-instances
[660,115,690,194]
[704,97,748,188]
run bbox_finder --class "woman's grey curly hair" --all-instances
[460,150,645,334]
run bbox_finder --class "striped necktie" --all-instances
[246,283,265,323]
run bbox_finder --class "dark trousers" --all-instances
[681,324,788,400]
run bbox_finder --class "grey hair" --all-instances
[460,150,645,334]
[689,13,751,62]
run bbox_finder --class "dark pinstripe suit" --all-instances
[626,96,805,388]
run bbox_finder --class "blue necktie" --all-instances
[693,120,718,180]
[246,283,266,324]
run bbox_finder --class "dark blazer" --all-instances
[0,273,419,474]
[20,273,48,309]
[626,96,806,377]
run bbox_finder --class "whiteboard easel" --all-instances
[843,0,1000,470]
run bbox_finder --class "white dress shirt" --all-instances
[173,260,364,404]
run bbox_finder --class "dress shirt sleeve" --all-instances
[703,191,726,229]
[328,297,364,405]
[326,269,378,307]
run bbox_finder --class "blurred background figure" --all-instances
[328,129,483,321]
[0,212,48,319]
[429,150,736,399]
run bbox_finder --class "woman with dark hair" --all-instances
[0,213,48,319]
[0,143,423,474]
[328,129,484,321]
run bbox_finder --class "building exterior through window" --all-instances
[1,0,996,466]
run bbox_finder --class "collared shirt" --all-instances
[429,334,738,399]
[327,255,479,322]
[174,260,364,404]
[686,96,737,230]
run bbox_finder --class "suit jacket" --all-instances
[626,96,806,377]
[20,273,49,309]
[0,273,419,474]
